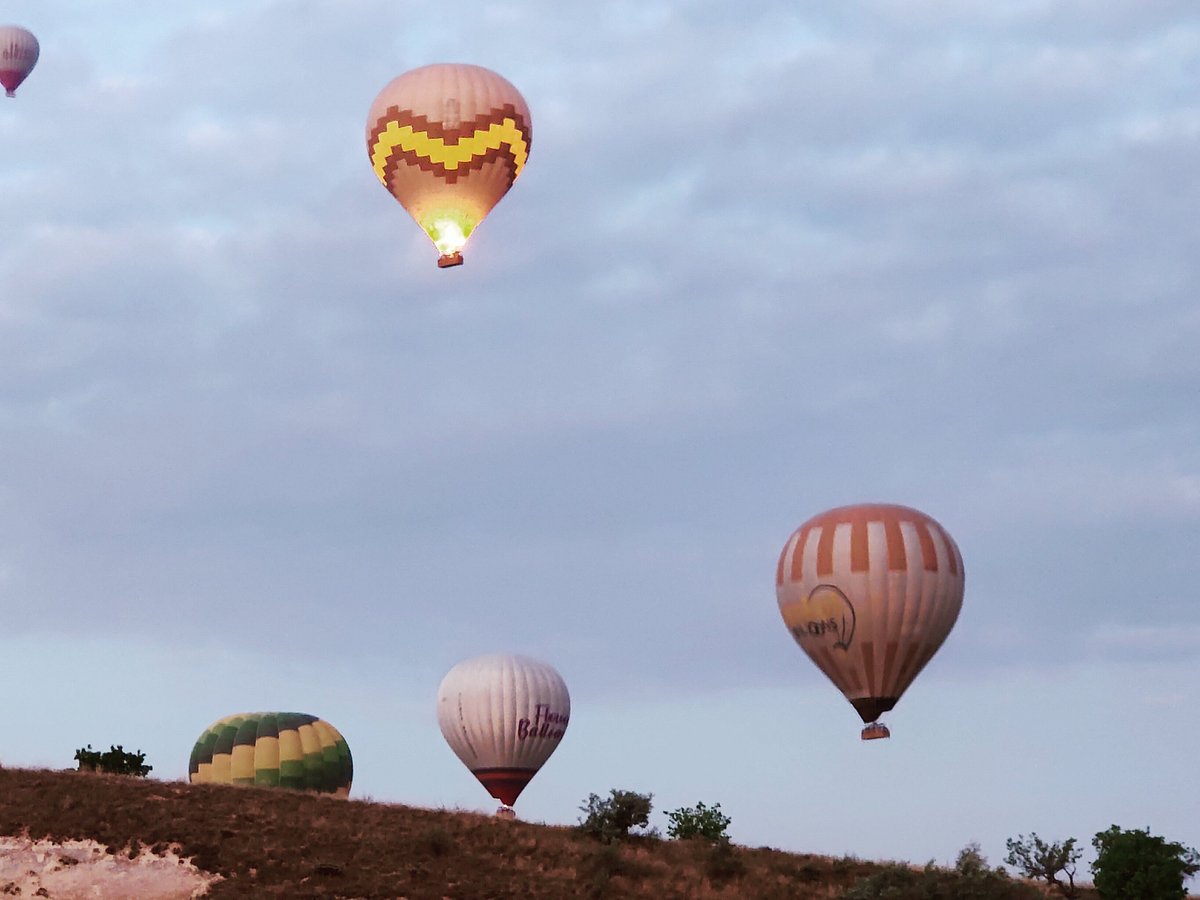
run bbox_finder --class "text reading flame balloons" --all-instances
[188,712,353,796]
[366,63,532,268]
[0,26,39,98]
[776,503,964,739]
[437,654,569,811]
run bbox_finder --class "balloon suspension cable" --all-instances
[437,251,464,268]
[861,721,891,741]
[495,804,517,820]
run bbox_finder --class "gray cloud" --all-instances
[2,1,1197,706]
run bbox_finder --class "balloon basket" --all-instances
[437,251,464,268]
[495,805,517,820]
[861,722,891,741]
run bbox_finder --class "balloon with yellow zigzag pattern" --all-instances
[366,63,532,268]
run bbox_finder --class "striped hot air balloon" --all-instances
[366,63,532,268]
[0,26,39,98]
[188,712,353,796]
[776,503,964,740]
[437,654,569,815]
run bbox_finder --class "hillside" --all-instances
[1,766,1083,899]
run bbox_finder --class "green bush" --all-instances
[74,744,152,777]
[1091,825,1200,900]
[955,843,990,878]
[665,801,732,843]
[577,789,654,843]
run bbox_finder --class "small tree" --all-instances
[956,842,990,878]
[1004,833,1081,897]
[74,744,152,777]
[665,801,732,843]
[1091,825,1200,900]
[577,789,654,843]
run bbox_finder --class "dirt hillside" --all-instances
[0,766,1098,899]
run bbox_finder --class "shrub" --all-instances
[665,801,731,843]
[704,838,746,883]
[843,854,1040,900]
[1091,825,1200,900]
[416,824,454,858]
[74,745,152,777]
[577,789,654,843]
[956,842,989,877]
[582,841,656,897]
[584,841,624,896]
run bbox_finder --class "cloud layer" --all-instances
[2,0,1197,701]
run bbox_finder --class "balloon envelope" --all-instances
[188,712,353,796]
[776,503,964,731]
[437,654,569,807]
[366,63,532,266]
[0,26,39,97]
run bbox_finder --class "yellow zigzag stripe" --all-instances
[371,118,529,182]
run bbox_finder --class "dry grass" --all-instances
[0,766,1114,899]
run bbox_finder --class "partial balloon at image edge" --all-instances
[0,25,39,98]
[187,712,353,797]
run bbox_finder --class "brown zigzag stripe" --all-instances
[382,144,520,188]
[368,104,531,147]
[369,104,531,188]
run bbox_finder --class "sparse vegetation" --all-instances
[73,744,152,777]
[577,789,655,843]
[665,800,732,843]
[842,846,1042,899]
[956,842,991,877]
[5,767,1169,898]
[581,840,658,898]
[414,822,454,858]
[1005,832,1082,897]
[704,837,747,883]
[0,766,951,897]
[1090,824,1200,900]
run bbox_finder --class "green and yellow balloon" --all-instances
[188,712,352,797]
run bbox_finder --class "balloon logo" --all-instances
[777,503,964,740]
[437,654,569,814]
[794,584,856,650]
[366,63,532,268]
[0,26,39,98]
[188,712,353,796]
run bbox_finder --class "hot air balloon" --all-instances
[776,503,964,741]
[0,26,39,98]
[365,63,532,268]
[188,712,353,796]
[437,653,569,815]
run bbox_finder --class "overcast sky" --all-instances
[2,0,1197,877]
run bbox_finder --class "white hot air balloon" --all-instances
[436,653,569,815]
